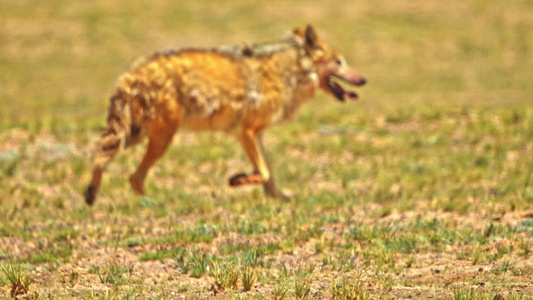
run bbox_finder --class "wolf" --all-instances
[85,25,366,205]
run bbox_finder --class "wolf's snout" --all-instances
[360,78,367,86]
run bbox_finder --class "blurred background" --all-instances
[1,0,531,125]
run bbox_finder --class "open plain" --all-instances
[1,0,532,299]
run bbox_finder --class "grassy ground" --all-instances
[1,0,533,299]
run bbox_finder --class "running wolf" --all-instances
[85,25,367,205]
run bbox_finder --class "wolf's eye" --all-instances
[336,59,343,66]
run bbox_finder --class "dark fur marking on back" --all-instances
[148,39,295,62]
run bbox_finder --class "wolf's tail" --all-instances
[85,89,133,205]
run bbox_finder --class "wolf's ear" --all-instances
[305,25,320,48]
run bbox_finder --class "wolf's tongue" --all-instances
[331,80,358,100]
[346,91,358,99]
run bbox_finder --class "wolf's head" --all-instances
[294,25,367,101]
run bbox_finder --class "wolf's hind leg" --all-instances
[129,121,177,195]
[85,132,122,205]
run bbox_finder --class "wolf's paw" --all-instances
[85,184,97,206]
[229,173,263,186]
[129,176,145,195]
[265,188,292,202]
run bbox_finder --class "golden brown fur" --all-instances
[85,25,366,205]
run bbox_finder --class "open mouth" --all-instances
[326,75,358,102]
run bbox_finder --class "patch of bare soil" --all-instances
[1,207,532,299]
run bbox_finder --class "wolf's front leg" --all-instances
[231,131,290,200]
